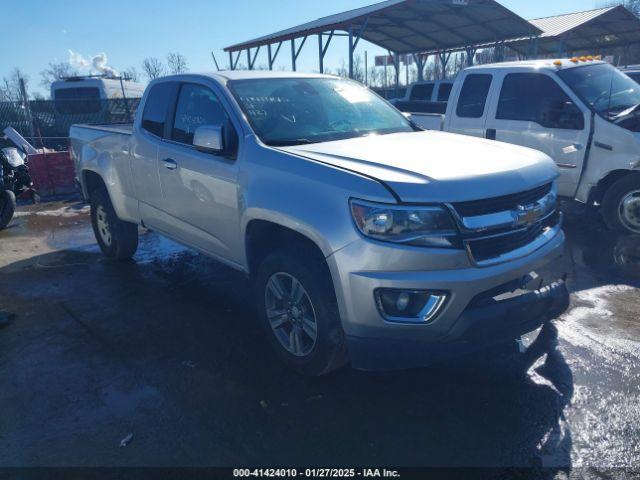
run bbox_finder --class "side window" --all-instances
[456,74,493,118]
[172,84,228,145]
[141,82,176,137]
[497,73,584,130]
[437,83,453,102]
[410,83,434,101]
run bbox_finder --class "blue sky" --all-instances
[1,0,600,96]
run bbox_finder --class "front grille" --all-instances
[453,183,552,217]
[466,212,559,264]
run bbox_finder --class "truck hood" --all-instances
[279,131,559,203]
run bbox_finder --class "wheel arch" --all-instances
[244,219,329,278]
[81,169,107,201]
[589,169,637,205]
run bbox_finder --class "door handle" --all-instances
[485,128,496,140]
[163,158,178,170]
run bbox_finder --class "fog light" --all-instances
[375,289,447,324]
[396,292,411,312]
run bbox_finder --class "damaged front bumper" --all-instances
[347,276,570,371]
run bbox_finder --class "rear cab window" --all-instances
[437,83,453,102]
[456,74,493,118]
[410,83,435,101]
[141,82,178,137]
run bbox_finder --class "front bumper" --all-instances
[326,224,567,370]
[346,277,569,371]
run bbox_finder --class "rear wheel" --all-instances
[602,173,640,234]
[255,249,347,376]
[90,187,139,260]
[0,190,16,230]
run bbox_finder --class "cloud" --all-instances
[68,50,90,69]
[67,50,119,77]
[91,52,119,77]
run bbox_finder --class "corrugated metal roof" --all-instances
[224,0,541,54]
[505,5,640,54]
[529,7,617,38]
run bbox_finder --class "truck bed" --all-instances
[73,123,133,136]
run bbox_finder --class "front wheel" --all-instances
[255,249,347,376]
[90,187,139,260]
[602,173,640,234]
[0,190,16,230]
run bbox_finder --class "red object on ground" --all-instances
[27,151,76,197]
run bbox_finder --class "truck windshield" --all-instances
[558,63,640,122]
[229,78,415,146]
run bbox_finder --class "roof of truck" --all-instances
[466,58,607,72]
[190,71,338,82]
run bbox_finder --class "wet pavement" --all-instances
[0,198,639,473]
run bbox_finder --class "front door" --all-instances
[155,82,242,266]
[484,72,590,197]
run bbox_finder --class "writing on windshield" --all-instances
[229,78,415,146]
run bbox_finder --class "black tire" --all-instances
[0,190,16,230]
[90,187,139,260]
[602,173,640,234]
[255,248,348,376]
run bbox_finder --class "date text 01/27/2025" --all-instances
[233,468,401,478]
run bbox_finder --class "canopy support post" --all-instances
[247,46,261,70]
[348,16,369,79]
[291,36,308,72]
[229,51,241,70]
[268,42,283,70]
[318,31,334,74]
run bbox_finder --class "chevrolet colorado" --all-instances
[70,71,568,375]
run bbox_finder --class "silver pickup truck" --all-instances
[70,71,568,375]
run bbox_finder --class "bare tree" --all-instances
[0,68,29,102]
[142,57,165,80]
[40,61,78,90]
[609,0,640,16]
[334,55,365,82]
[167,52,188,74]
[124,66,140,82]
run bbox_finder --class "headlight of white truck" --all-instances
[350,199,459,247]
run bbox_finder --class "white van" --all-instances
[51,77,145,136]
[406,59,640,234]
[51,77,145,108]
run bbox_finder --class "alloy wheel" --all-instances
[264,272,318,357]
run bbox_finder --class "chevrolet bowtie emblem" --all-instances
[514,204,543,227]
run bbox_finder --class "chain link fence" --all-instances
[0,98,142,150]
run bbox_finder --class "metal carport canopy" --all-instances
[223,0,541,55]
[506,6,640,56]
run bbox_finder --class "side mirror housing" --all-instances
[193,125,224,153]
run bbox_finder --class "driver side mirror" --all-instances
[193,125,224,154]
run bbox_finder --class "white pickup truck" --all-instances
[408,59,640,234]
[70,71,568,375]
[390,79,454,115]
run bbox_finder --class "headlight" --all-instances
[350,199,459,247]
